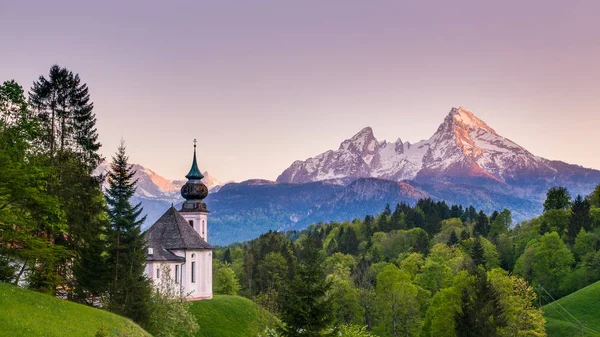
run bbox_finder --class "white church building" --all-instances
[144,142,213,300]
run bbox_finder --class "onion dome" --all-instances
[180,140,209,212]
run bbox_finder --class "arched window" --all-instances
[189,220,193,228]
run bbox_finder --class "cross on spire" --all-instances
[193,138,197,148]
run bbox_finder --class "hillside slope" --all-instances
[188,295,276,337]
[0,283,151,337]
[544,280,600,337]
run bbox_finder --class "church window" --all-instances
[191,262,196,283]
[189,220,194,228]
[175,265,179,283]
[156,267,160,279]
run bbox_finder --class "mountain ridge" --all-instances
[277,106,598,186]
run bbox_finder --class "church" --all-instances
[144,142,213,300]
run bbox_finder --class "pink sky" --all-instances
[1,0,599,182]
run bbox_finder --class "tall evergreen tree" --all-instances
[29,65,101,170]
[279,232,333,336]
[567,195,592,244]
[471,237,486,268]
[455,269,506,337]
[105,141,152,325]
[448,231,460,246]
[473,210,489,237]
[28,66,105,296]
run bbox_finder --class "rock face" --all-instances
[277,106,599,189]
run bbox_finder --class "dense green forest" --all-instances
[213,186,600,336]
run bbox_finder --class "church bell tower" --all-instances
[180,140,209,241]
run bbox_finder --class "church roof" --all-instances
[186,145,205,180]
[146,207,213,253]
[147,244,185,262]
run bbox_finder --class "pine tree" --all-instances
[473,210,489,237]
[471,237,486,268]
[364,215,374,238]
[279,232,333,336]
[105,141,152,325]
[460,229,471,241]
[222,247,233,264]
[448,231,460,246]
[567,195,592,244]
[338,227,359,255]
[455,269,506,337]
[29,65,101,171]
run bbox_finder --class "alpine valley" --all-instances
[112,107,600,245]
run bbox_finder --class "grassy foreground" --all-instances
[544,280,600,337]
[0,282,151,337]
[188,295,277,337]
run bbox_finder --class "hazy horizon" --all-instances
[2,0,599,182]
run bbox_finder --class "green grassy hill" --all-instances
[544,281,600,337]
[189,295,277,337]
[0,282,151,337]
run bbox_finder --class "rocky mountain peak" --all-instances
[339,126,378,153]
[447,106,496,133]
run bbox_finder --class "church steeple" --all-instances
[186,139,205,180]
[180,140,209,212]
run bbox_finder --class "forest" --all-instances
[213,186,600,336]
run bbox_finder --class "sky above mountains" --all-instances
[1,0,599,182]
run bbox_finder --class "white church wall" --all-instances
[180,212,209,242]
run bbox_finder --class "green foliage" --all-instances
[214,262,241,295]
[490,209,512,238]
[433,218,464,245]
[543,187,572,213]
[278,233,333,337]
[473,210,490,238]
[105,142,152,326]
[541,209,570,236]
[532,232,574,298]
[455,268,507,337]
[487,269,546,337]
[567,195,593,244]
[375,264,423,337]
[327,268,363,325]
[146,265,199,337]
[0,282,150,337]
[337,325,377,337]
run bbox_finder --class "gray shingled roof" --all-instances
[147,244,185,262]
[146,207,213,257]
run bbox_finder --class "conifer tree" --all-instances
[448,231,460,246]
[473,210,489,237]
[455,269,506,337]
[279,232,333,336]
[105,141,152,325]
[567,195,592,244]
[29,65,101,170]
[471,237,486,268]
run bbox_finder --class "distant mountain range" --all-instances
[100,107,600,245]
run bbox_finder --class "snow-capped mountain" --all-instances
[94,161,221,229]
[277,106,597,186]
